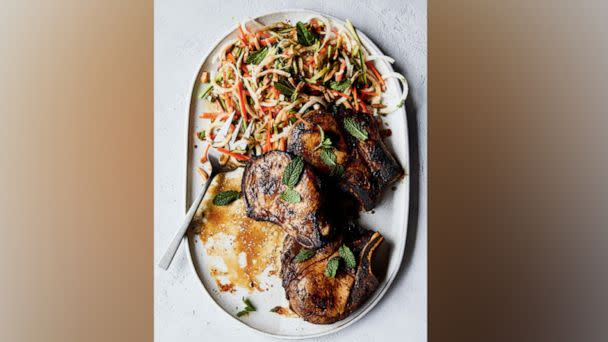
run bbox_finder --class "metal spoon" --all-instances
[158,147,230,270]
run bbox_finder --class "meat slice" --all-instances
[336,109,404,192]
[287,109,404,211]
[242,151,332,248]
[286,109,349,175]
[287,110,377,209]
[280,226,384,324]
[338,148,379,211]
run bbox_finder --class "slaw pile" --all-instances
[195,17,408,168]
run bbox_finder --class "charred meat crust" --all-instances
[241,151,332,248]
[337,109,404,192]
[338,148,379,210]
[286,109,349,174]
[287,109,404,211]
[280,227,384,324]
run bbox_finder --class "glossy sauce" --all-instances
[196,171,284,293]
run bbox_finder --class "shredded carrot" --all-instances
[336,60,346,82]
[199,112,228,120]
[366,61,385,88]
[256,31,270,39]
[200,143,211,163]
[224,94,235,111]
[236,81,248,121]
[318,47,327,57]
[216,147,250,161]
[278,137,286,151]
[261,37,277,46]
[238,26,247,43]
[330,89,351,99]
[269,86,279,98]
[361,90,380,96]
[352,87,359,111]
[360,100,369,114]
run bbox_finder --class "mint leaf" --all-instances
[274,79,295,98]
[242,297,256,311]
[343,117,368,141]
[319,148,336,167]
[246,47,269,64]
[282,156,304,188]
[294,249,314,263]
[212,190,240,206]
[296,21,318,46]
[236,310,250,317]
[280,188,301,203]
[325,256,341,278]
[329,80,352,92]
[236,297,256,317]
[339,245,356,269]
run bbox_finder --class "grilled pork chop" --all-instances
[336,109,404,194]
[242,151,332,248]
[287,109,404,211]
[338,149,380,210]
[280,225,384,324]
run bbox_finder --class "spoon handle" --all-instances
[158,173,215,270]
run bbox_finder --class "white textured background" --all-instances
[154,1,427,341]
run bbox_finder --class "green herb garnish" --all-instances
[320,148,336,167]
[274,79,295,98]
[329,80,352,92]
[236,297,256,317]
[246,47,269,64]
[339,245,356,269]
[343,117,368,141]
[282,156,304,188]
[296,21,318,46]
[325,257,341,278]
[280,188,301,203]
[196,131,206,140]
[212,190,240,206]
[294,249,315,263]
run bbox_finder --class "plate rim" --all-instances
[183,8,411,339]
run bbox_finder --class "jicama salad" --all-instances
[194,17,407,174]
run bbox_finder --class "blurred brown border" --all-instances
[0,1,152,341]
[430,1,607,341]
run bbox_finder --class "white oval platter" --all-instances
[184,9,410,339]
